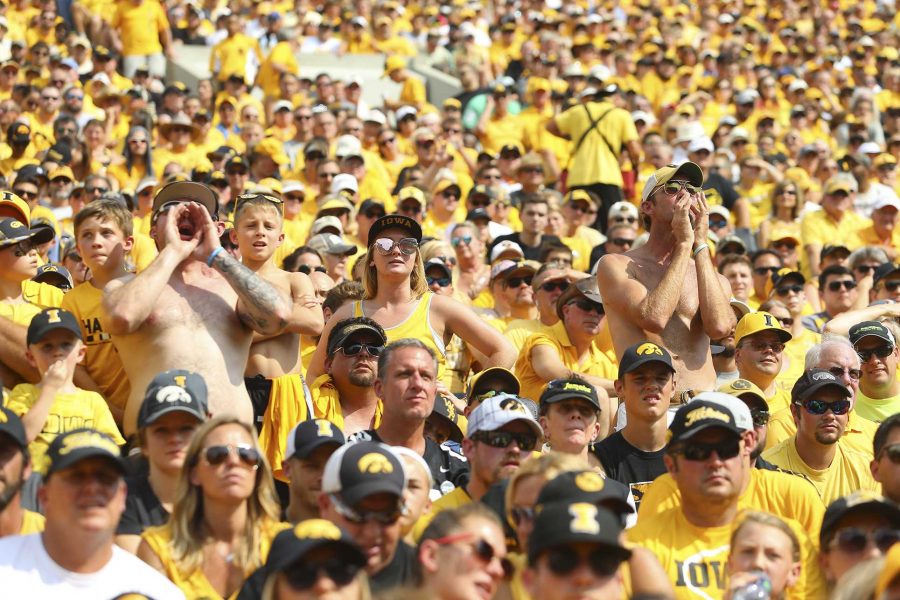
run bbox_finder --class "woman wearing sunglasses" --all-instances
[138,415,287,599]
[306,214,515,389]
[447,221,492,306]
[757,179,803,251]
[417,503,511,600]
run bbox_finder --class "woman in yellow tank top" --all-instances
[137,415,288,600]
[305,215,516,387]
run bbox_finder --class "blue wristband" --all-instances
[206,246,225,267]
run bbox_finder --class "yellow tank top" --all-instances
[353,292,447,380]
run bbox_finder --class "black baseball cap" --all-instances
[151,181,218,218]
[466,208,490,222]
[465,367,520,402]
[207,145,237,161]
[849,321,896,348]
[326,318,387,356]
[539,378,601,411]
[0,406,27,449]
[528,501,631,565]
[617,341,675,379]
[0,216,54,248]
[225,155,250,172]
[821,491,900,547]
[7,121,30,144]
[428,395,465,443]
[790,368,852,404]
[321,441,406,506]
[44,428,125,478]
[26,307,82,346]
[285,419,345,460]
[874,263,900,285]
[367,213,423,243]
[667,399,743,446]
[33,264,73,289]
[820,244,850,260]
[536,470,632,516]
[424,257,452,279]
[138,369,209,429]
[265,519,366,574]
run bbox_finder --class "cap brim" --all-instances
[620,355,675,377]
[293,438,344,460]
[797,381,852,401]
[139,404,206,429]
[471,367,520,396]
[47,449,125,477]
[672,420,743,443]
[324,244,358,256]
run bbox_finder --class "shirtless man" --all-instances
[597,162,734,396]
[103,181,292,435]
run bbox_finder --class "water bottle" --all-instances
[731,571,772,600]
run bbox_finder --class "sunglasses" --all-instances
[284,558,362,590]
[363,210,386,219]
[827,366,862,381]
[856,265,877,274]
[469,199,490,208]
[472,430,538,452]
[656,180,701,196]
[880,443,900,463]
[611,238,635,247]
[451,236,473,247]
[509,506,536,526]
[800,398,851,415]
[753,266,781,276]
[880,281,900,292]
[434,255,457,266]
[750,408,769,426]
[545,546,623,578]
[373,237,418,256]
[857,346,894,362]
[378,137,396,145]
[674,437,741,461]
[297,264,326,275]
[570,203,598,215]
[284,193,305,202]
[777,317,794,327]
[709,218,728,228]
[338,343,383,357]
[202,444,260,467]
[86,186,110,195]
[776,285,803,296]
[773,241,797,250]
[505,276,533,288]
[569,299,604,314]
[427,275,451,287]
[613,216,637,224]
[827,280,857,292]
[540,280,569,293]
[330,494,404,524]
[743,340,784,353]
[830,528,900,554]
[13,189,37,200]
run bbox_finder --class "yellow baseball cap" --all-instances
[398,186,426,206]
[717,379,767,409]
[734,311,792,345]
[641,162,703,203]
[253,138,289,165]
[383,55,407,76]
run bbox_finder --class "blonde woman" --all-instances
[306,215,515,385]
[137,415,287,599]
[726,511,802,600]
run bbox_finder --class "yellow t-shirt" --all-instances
[399,77,426,107]
[61,281,131,418]
[256,41,299,98]
[553,100,638,188]
[515,320,616,402]
[6,384,124,473]
[762,438,879,504]
[112,0,168,56]
[142,519,289,600]
[210,34,262,82]
[854,389,900,424]
[131,232,159,272]
[480,114,524,156]
[800,209,870,250]
[310,374,383,434]
[765,409,878,459]
[20,509,45,534]
[503,319,548,353]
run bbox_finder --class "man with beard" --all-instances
[762,369,879,504]
[734,312,793,414]
[0,407,42,537]
[310,317,386,438]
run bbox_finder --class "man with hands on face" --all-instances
[102,181,292,436]
[597,161,735,398]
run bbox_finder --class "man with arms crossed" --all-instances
[597,162,735,397]
[103,181,292,435]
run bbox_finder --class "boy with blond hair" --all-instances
[230,192,323,475]
[6,307,124,471]
[61,199,134,426]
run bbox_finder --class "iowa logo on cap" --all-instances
[563,382,593,394]
[59,430,119,456]
[575,471,605,492]
[42,265,59,272]
[155,385,191,404]
[382,216,411,228]
[15,124,28,135]
[636,342,663,356]
[684,407,729,427]
[9,220,22,229]
[294,519,341,540]
[500,397,526,413]
[730,379,751,390]
[568,503,600,534]
[358,452,393,474]
[443,397,456,420]
[315,419,334,437]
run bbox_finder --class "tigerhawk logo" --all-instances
[575,471,605,492]
[636,343,663,356]
[358,453,394,474]
[294,519,342,540]
[58,431,118,456]
[500,397,526,413]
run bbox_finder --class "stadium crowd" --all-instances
[2,0,900,598]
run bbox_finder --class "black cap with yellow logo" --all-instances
[321,441,405,506]
[540,378,601,411]
[537,470,632,516]
[367,213,423,243]
[667,399,743,446]
[0,216,54,248]
[617,341,675,379]
[527,501,631,565]
[266,519,366,573]
[44,428,125,478]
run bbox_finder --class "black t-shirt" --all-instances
[349,430,470,497]
[703,172,740,210]
[116,474,169,535]
[592,431,667,510]
[371,540,416,594]
[488,232,563,262]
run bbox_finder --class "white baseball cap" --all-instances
[466,393,543,439]
[330,173,358,194]
[691,391,752,432]
[490,240,525,263]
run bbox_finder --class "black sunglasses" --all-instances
[540,280,569,293]
[427,275,451,287]
[827,280,857,292]
[505,276,533,288]
[569,299,604,314]
[673,437,741,461]
[799,399,851,415]
[776,285,803,296]
[471,430,537,452]
[879,443,900,463]
[830,528,900,554]
[285,558,362,590]
[880,281,900,292]
[753,266,781,276]
[338,343,383,357]
[202,444,260,467]
[545,547,623,578]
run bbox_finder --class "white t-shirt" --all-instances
[0,533,185,599]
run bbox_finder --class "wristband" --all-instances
[206,246,225,267]
[692,243,709,258]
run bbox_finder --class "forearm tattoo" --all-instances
[212,251,288,331]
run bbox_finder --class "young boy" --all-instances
[230,192,323,476]
[6,307,124,472]
[61,199,135,426]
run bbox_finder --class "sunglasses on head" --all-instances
[545,546,623,578]
[427,275,451,287]
[799,398,851,415]
[830,528,900,554]
[338,343,383,357]
[857,345,894,362]
[284,557,362,590]
[673,437,741,461]
[202,444,260,467]
[540,280,569,293]
[827,279,857,292]
[505,276,533,288]
[330,494,404,524]
[776,284,803,296]
[471,430,537,452]
[373,237,418,256]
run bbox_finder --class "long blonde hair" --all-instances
[169,415,281,575]
[362,239,428,299]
